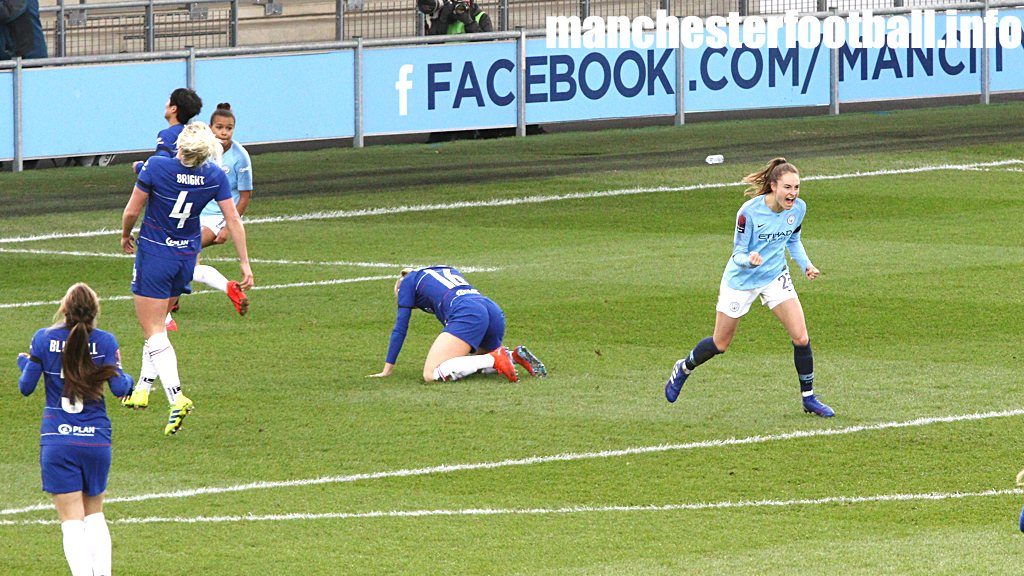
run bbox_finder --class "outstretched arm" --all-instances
[369,307,413,377]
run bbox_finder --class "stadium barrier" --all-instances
[2,1,1023,170]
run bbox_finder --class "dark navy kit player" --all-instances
[119,122,254,435]
[16,283,135,576]
[369,266,547,383]
[132,87,203,175]
[664,158,835,417]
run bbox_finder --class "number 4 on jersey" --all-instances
[170,191,193,229]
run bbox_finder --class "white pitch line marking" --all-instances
[0,248,499,272]
[3,408,1022,517]
[0,276,390,310]
[2,488,1019,526]
[0,160,1020,245]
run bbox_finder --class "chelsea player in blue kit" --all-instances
[370,266,547,383]
[664,158,835,417]
[17,283,135,576]
[191,103,253,316]
[119,123,254,435]
[131,88,202,176]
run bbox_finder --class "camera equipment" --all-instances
[452,0,470,15]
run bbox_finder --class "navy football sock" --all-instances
[683,337,722,371]
[794,342,814,395]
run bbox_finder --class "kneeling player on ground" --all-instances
[368,266,547,383]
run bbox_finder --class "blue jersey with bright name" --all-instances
[386,266,481,364]
[201,142,253,217]
[135,156,231,260]
[723,196,813,290]
[20,327,133,447]
[156,124,184,158]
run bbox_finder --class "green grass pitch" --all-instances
[1,103,1023,574]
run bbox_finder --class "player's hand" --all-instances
[214,228,230,245]
[17,352,29,371]
[805,265,820,280]
[238,264,254,291]
[121,234,136,255]
[132,161,143,173]
[367,364,394,378]
[748,252,763,267]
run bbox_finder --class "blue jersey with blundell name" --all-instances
[135,156,231,260]
[723,196,813,290]
[21,327,133,447]
[385,266,482,364]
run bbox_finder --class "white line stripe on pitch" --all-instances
[4,407,1022,517]
[1,159,1020,245]
[0,276,394,310]
[2,488,1020,526]
[0,248,499,272]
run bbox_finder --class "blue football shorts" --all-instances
[40,444,112,496]
[443,296,506,353]
[132,250,195,299]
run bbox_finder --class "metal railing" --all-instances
[39,0,235,57]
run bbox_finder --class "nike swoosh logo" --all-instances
[756,224,766,229]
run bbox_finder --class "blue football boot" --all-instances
[802,394,835,418]
[664,359,689,403]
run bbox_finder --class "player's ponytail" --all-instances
[55,283,119,403]
[743,157,798,197]
[176,122,222,168]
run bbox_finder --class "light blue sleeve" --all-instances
[786,203,812,272]
[236,145,253,192]
[730,207,753,268]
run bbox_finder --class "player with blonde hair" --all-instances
[664,158,834,417]
[369,266,546,383]
[119,122,253,434]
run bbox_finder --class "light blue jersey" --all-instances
[723,196,812,290]
[201,142,252,217]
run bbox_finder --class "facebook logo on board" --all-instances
[395,64,414,116]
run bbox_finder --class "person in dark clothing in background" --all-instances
[423,0,493,35]
[1,0,47,59]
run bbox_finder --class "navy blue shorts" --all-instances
[132,250,194,299]
[40,444,112,496]
[444,296,505,353]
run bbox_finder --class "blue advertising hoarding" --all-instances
[21,61,184,158]
[524,40,677,122]
[990,9,1024,92]
[0,72,12,160]
[196,52,355,142]
[363,42,517,135]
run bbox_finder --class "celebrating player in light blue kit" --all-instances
[191,103,253,316]
[664,158,835,417]
[369,266,547,383]
[17,283,135,576]
[119,123,254,435]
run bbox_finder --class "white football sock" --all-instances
[60,520,92,576]
[138,340,157,393]
[84,512,111,576]
[192,264,229,293]
[164,313,174,326]
[433,355,495,382]
[146,332,182,404]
